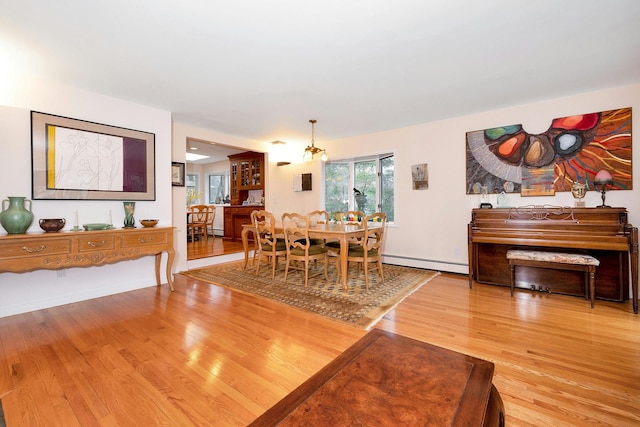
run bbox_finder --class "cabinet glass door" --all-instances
[250,158,261,186]
[240,161,250,187]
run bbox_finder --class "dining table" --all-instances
[242,221,383,292]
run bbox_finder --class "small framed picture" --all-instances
[411,163,429,190]
[171,162,185,186]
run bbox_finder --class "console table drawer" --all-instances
[0,238,72,258]
[121,231,169,248]
[78,235,116,252]
[0,227,176,290]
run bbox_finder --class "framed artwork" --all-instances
[411,163,429,190]
[171,162,185,186]
[465,107,632,195]
[31,111,156,200]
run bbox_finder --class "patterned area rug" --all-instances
[181,260,439,329]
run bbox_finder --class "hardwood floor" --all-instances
[187,235,245,260]
[0,271,638,426]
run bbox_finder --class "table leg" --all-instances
[166,249,175,291]
[340,236,349,292]
[242,226,251,270]
[631,227,638,314]
[155,251,175,291]
[155,253,161,286]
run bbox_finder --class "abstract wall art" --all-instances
[465,107,632,196]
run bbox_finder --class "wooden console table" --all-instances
[250,329,504,426]
[0,227,176,291]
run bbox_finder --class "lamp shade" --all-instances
[594,170,613,184]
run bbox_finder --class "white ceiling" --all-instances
[186,139,246,164]
[2,0,640,145]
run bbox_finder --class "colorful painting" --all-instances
[465,107,632,195]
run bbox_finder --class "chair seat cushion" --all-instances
[296,237,325,246]
[347,246,379,257]
[261,238,286,251]
[290,245,328,256]
[327,241,361,250]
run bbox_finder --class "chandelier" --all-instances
[303,119,327,162]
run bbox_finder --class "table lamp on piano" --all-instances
[594,169,613,208]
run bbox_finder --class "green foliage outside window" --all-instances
[325,163,349,216]
[324,154,394,221]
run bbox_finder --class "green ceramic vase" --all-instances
[0,196,34,234]
[123,201,136,228]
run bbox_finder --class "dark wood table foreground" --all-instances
[249,329,504,427]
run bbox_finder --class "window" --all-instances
[208,173,228,204]
[186,173,199,205]
[324,154,394,221]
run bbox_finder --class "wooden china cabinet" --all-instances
[224,151,264,242]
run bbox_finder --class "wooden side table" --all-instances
[250,329,504,426]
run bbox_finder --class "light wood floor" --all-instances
[187,235,245,260]
[0,270,638,426]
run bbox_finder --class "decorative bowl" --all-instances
[39,218,66,232]
[83,223,113,231]
[139,219,159,228]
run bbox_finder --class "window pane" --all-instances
[354,160,376,215]
[380,156,394,221]
[325,163,349,216]
[208,174,226,204]
[324,153,394,221]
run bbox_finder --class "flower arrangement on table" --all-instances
[186,189,201,207]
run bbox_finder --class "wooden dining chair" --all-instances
[307,210,331,246]
[252,210,287,279]
[187,204,209,242]
[335,212,386,289]
[326,210,365,252]
[205,205,216,238]
[282,213,329,287]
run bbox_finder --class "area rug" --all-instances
[181,260,439,329]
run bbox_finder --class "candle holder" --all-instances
[594,170,613,208]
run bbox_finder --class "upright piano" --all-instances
[468,206,638,314]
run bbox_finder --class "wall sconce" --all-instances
[594,169,613,207]
[303,119,328,162]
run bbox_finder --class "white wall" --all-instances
[347,84,640,272]
[268,84,640,274]
[2,75,637,317]
[0,75,172,317]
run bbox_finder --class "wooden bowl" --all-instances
[139,219,159,228]
[39,218,66,232]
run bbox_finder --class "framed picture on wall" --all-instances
[411,163,429,190]
[171,162,185,186]
[31,111,156,200]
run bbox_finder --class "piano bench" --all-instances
[506,250,600,308]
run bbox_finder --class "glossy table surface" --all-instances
[249,329,500,426]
